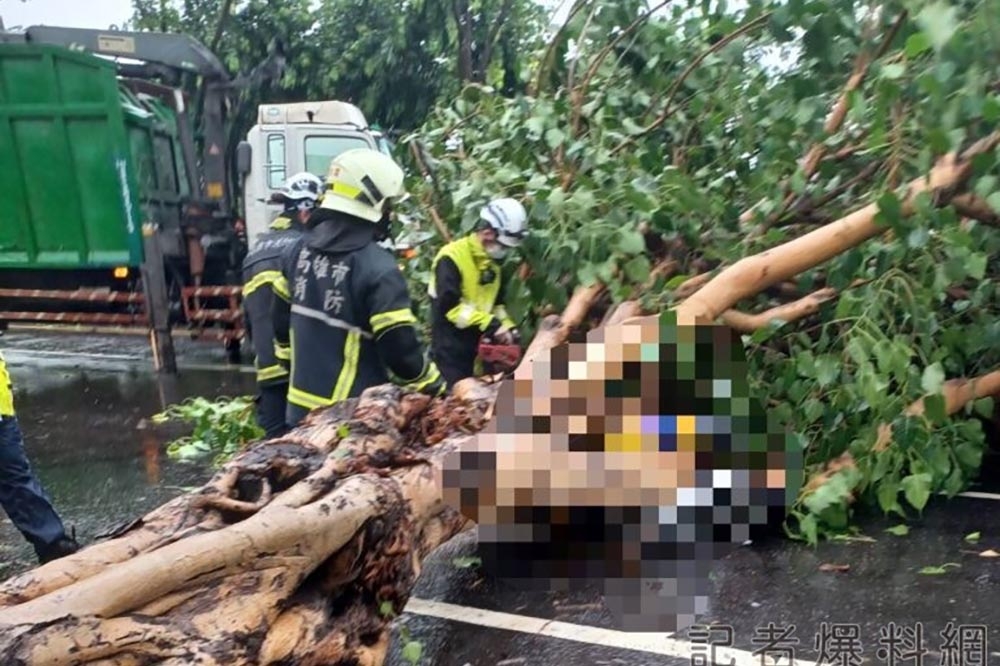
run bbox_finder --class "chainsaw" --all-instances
[478,333,522,375]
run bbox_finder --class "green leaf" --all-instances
[876,191,903,227]
[545,127,566,149]
[577,263,599,287]
[402,640,423,664]
[921,363,946,394]
[616,230,646,255]
[973,397,994,419]
[924,393,948,425]
[548,187,565,215]
[901,473,933,511]
[915,2,959,51]
[968,253,988,281]
[904,32,932,58]
[802,398,824,423]
[907,227,930,249]
[815,355,840,387]
[877,480,902,514]
[955,442,983,469]
[624,255,652,283]
[665,274,690,289]
[799,513,819,545]
[987,192,1000,213]
[881,63,905,80]
[622,117,645,135]
[965,531,981,543]
[918,563,961,575]
[886,524,909,536]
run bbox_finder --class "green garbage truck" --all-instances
[0,25,264,352]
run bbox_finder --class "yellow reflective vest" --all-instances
[427,234,515,333]
[0,351,15,416]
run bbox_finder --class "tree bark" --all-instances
[453,0,475,83]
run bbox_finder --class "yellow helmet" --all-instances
[319,148,407,223]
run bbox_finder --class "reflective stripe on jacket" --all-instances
[241,218,302,386]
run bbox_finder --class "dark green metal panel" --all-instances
[0,43,145,269]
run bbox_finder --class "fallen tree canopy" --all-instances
[4,136,999,657]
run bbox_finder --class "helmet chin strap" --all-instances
[374,209,393,242]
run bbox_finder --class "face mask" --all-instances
[486,244,508,260]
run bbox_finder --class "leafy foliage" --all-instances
[128,0,548,133]
[152,395,263,467]
[397,0,1000,543]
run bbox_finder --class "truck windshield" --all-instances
[304,135,372,178]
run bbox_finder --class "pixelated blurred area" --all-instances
[441,310,804,632]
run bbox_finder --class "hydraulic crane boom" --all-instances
[8,25,230,81]
[2,25,236,216]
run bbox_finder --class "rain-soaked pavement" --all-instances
[1,330,999,666]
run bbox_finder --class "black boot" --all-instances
[35,526,81,564]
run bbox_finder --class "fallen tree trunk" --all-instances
[0,385,486,664]
[0,285,607,665]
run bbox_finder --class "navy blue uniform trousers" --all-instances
[0,415,67,551]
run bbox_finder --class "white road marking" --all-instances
[956,491,1000,501]
[403,597,815,666]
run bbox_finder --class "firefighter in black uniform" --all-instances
[428,197,529,386]
[241,172,323,438]
[273,148,445,428]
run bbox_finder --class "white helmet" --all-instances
[318,148,406,223]
[279,172,323,210]
[480,197,528,248]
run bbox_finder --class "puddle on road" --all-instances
[0,365,257,577]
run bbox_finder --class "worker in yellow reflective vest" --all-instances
[0,350,80,563]
[428,198,528,387]
[241,172,323,437]
[272,149,446,428]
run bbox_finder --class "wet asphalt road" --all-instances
[1,330,999,666]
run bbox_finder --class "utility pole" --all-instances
[141,223,177,374]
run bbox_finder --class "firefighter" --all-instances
[273,148,446,428]
[242,171,323,438]
[428,197,528,387]
[0,350,80,564]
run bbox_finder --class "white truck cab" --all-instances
[235,100,391,246]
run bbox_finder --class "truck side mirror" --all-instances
[236,141,252,176]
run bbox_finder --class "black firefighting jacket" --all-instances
[272,210,444,427]
[241,214,302,387]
